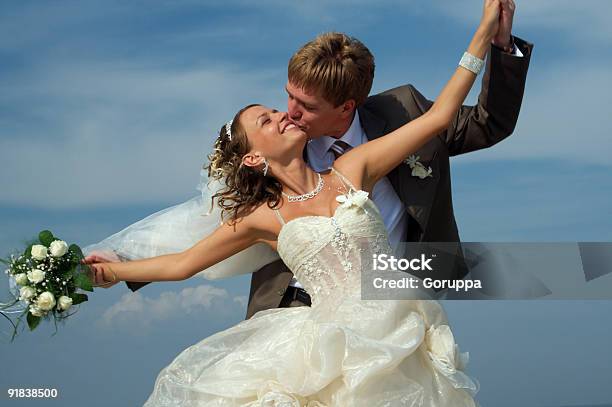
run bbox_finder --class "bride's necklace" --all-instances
[282,173,324,203]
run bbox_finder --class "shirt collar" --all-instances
[308,110,363,160]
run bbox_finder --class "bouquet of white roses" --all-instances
[0,230,94,341]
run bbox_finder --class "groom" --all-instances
[245,0,532,318]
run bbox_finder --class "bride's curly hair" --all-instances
[204,104,283,225]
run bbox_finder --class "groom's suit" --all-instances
[244,36,533,319]
[124,37,533,318]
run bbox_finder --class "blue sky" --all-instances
[1,1,612,406]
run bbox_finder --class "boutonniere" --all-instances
[336,190,369,209]
[404,155,433,179]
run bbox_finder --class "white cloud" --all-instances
[98,284,246,330]
[233,295,248,309]
[0,62,284,208]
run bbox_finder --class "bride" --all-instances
[85,2,501,405]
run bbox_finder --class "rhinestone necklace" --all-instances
[281,173,324,202]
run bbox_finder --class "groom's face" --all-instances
[286,81,345,139]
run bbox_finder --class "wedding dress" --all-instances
[142,167,479,407]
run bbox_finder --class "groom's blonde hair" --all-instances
[288,32,375,107]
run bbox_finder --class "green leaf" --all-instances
[70,293,88,305]
[69,244,84,259]
[27,312,41,331]
[74,272,94,292]
[39,230,55,247]
[24,244,34,258]
[64,263,77,278]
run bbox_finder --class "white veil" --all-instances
[83,169,279,280]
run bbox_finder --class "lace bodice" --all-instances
[275,167,393,307]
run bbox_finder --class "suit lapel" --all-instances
[358,106,440,237]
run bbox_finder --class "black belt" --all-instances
[284,286,312,306]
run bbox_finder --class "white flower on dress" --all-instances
[425,324,479,395]
[336,190,369,208]
[425,324,468,374]
[404,155,433,179]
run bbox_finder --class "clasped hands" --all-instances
[81,251,120,288]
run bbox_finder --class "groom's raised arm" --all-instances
[403,35,533,156]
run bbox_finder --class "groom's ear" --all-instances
[242,152,265,169]
[339,99,356,119]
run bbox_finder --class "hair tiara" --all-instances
[224,119,233,141]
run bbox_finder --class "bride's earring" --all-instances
[262,158,269,176]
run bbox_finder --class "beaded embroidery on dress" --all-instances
[143,167,479,407]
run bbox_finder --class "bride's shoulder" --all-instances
[238,202,281,233]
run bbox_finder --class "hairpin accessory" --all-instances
[225,119,233,141]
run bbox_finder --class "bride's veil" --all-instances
[82,169,280,280]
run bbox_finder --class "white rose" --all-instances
[36,291,56,311]
[31,244,48,260]
[411,164,433,179]
[14,273,29,286]
[57,295,73,311]
[27,268,46,284]
[19,286,36,301]
[49,240,69,257]
[29,305,45,317]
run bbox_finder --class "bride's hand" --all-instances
[478,0,502,41]
[88,262,119,288]
[82,252,120,288]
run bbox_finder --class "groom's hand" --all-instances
[491,0,515,51]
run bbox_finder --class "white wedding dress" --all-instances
[142,168,479,407]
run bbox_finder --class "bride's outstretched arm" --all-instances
[86,215,268,284]
[339,0,501,191]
